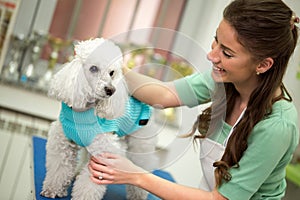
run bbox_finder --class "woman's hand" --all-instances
[89,153,227,200]
[88,152,146,185]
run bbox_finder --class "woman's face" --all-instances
[207,19,259,87]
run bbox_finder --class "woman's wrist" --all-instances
[129,171,149,187]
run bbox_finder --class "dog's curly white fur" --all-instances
[41,38,157,200]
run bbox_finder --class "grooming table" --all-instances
[32,136,175,200]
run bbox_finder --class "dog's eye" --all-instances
[89,66,99,73]
[109,70,114,77]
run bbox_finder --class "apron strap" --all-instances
[223,107,247,147]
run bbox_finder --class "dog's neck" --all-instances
[70,106,89,112]
[68,99,104,113]
[68,100,102,112]
[68,102,94,112]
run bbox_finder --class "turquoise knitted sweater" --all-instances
[59,97,152,147]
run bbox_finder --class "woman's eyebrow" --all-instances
[215,30,237,54]
[221,43,236,54]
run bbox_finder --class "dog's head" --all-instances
[48,38,129,119]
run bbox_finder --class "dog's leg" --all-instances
[71,133,123,200]
[75,148,88,173]
[125,130,158,200]
[41,121,80,198]
[71,164,107,200]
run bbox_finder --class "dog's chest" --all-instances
[59,97,151,147]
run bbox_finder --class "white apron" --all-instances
[199,108,246,191]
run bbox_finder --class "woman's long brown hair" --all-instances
[190,0,299,187]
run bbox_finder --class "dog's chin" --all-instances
[94,99,124,120]
[84,101,96,109]
[85,95,108,108]
[93,99,109,118]
[95,110,116,120]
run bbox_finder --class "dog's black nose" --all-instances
[104,86,115,96]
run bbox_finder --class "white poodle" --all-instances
[40,38,157,200]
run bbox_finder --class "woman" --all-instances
[89,0,299,199]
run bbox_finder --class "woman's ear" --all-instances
[256,57,274,74]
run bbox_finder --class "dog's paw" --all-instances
[40,189,68,198]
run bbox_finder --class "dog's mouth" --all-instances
[94,93,113,100]
[94,98,108,106]
[95,85,116,98]
[85,98,101,109]
[85,89,115,109]
[95,89,116,99]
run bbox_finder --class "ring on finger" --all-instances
[98,172,104,180]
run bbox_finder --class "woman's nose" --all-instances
[207,41,220,63]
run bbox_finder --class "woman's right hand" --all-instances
[88,152,146,185]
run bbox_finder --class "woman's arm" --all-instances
[89,153,227,200]
[123,67,182,108]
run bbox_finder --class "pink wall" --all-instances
[45,0,186,62]
[152,0,186,57]
[101,0,137,39]
[48,0,76,39]
[132,0,161,29]
[72,0,109,40]
[48,0,186,41]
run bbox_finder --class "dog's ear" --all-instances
[48,59,93,110]
[95,78,129,119]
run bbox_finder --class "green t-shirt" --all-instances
[174,70,299,200]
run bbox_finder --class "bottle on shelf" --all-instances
[1,33,27,83]
[20,30,48,85]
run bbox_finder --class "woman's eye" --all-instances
[109,70,114,77]
[89,65,99,73]
[222,50,233,58]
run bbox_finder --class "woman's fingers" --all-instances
[89,153,142,185]
[90,158,105,171]
[90,175,114,185]
[91,153,120,166]
[88,163,115,183]
[89,159,114,174]
[100,152,119,159]
[91,155,108,165]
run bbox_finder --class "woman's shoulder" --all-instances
[268,99,298,124]
[252,99,299,146]
[257,100,298,132]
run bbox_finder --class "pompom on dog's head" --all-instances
[48,38,128,119]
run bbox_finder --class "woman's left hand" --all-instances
[88,152,146,185]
